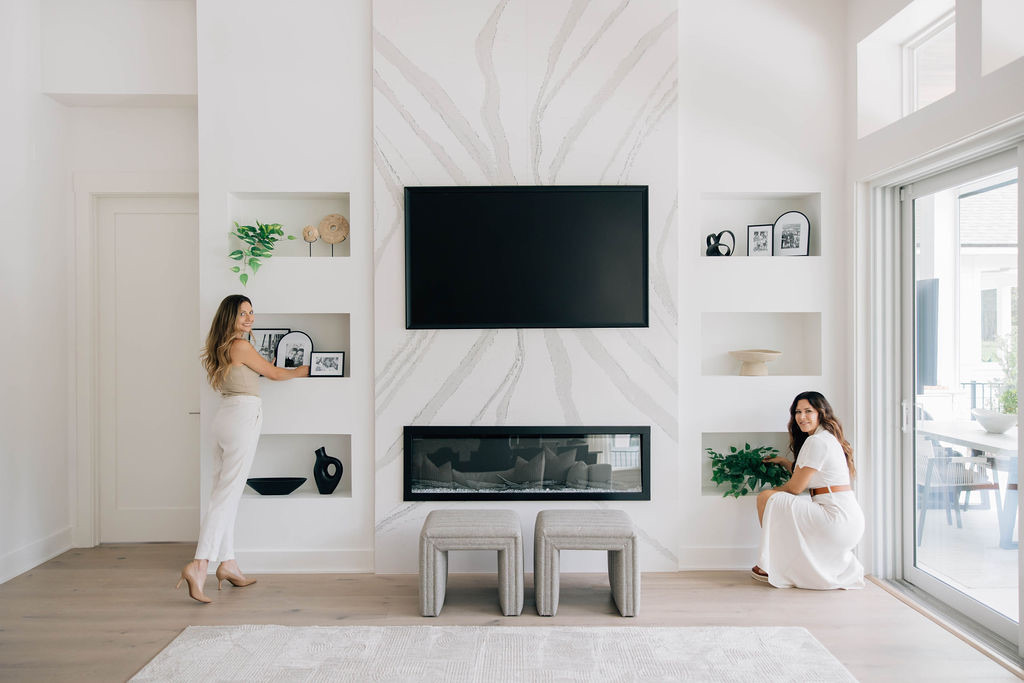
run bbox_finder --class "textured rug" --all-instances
[131,625,856,682]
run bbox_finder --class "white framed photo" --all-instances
[747,224,773,257]
[310,351,345,377]
[249,328,290,363]
[275,330,313,368]
[772,211,810,256]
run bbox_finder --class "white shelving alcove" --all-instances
[701,311,822,376]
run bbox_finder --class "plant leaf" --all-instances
[230,266,240,273]
[239,273,248,287]
[229,250,244,260]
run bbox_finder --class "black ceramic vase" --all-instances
[313,446,343,495]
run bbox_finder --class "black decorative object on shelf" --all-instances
[313,446,343,495]
[246,477,306,495]
[705,230,735,256]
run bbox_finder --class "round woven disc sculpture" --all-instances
[318,214,350,244]
[302,225,320,243]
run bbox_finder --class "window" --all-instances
[902,12,956,115]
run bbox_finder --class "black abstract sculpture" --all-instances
[313,446,343,495]
[705,230,735,256]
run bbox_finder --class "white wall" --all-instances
[0,0,72,583]
[68,107,198,172]
[42,0,197,105]
[3,0,868,579]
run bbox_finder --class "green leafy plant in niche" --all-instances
[706,443,790,498]
[229,220,296,286]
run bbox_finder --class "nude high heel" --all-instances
[216,565,257,590]
[176,561,212,604]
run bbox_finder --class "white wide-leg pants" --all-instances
[195,395,262,562]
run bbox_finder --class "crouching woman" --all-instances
[752,391,865,589]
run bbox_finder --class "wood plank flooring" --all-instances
[0,543,1019,681]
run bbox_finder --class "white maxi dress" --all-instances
[757,427,865,589]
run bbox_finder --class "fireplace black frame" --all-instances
[403,425,651,501]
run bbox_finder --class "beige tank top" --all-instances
[221,364,260,397]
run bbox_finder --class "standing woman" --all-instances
[176,294,308,603]
[751,391,865,589]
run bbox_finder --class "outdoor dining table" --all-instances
[917,420,1019,549]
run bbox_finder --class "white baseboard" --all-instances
[676,545,759,570]
[0,527,73,584]
[234,549,373,573]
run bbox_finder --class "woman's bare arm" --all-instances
[774,464,817,495]
[230,338,309,380]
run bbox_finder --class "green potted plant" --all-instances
[706,442,790,498]
[229,220,296,286]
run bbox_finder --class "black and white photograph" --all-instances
[310,351,345,377]
[747,224,773,257]
[772,210,810,256]
[248,328,290,363]
[274,330,313,368]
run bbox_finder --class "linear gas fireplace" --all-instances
[404,426,651,501]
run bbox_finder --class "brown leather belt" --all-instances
[810,485,852,496]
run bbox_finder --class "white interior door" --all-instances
[97,195,199,542]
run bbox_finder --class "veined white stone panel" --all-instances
[373,0,678,572]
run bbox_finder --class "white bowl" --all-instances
[728,349,782,376]
[971,408,1017,434]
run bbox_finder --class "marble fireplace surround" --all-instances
[404,426,651,501]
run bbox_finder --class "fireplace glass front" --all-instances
[404,426,651,501]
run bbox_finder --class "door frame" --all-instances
[72,172,198,548]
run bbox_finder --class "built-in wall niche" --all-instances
[699,192,821,257]
[228,192,351,258]
[253,313,350,377]
[701,431,790,496]
[245,433,352,498]
[701,312,822,376]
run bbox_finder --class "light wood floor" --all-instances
[0,543,1019,681]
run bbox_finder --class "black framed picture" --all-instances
[275,330,313,368]
[747,224,773,257]
[249,328,290,363]
[310,351,345,377]
[772,211,810,256]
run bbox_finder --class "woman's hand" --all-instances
[294,364,310,378]
[763,455,794,472]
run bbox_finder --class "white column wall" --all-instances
[196,0,374,571]
[678,0,849,568]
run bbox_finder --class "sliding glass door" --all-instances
[904,150,1021,640]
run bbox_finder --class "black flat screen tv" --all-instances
[404,185,648,329]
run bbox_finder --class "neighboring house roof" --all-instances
[960,181,1018,246]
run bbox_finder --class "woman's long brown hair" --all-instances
[788,391,855,478]
[201,294,251,391]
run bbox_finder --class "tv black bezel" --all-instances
[404,185,649,330]
[403,425,652,502]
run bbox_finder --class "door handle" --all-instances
[188,411,200,415]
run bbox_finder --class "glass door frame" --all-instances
[900,147,1024,646]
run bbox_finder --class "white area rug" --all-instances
[132,625,856,682]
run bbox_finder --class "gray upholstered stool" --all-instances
[534,509,640,617]
[419,509,524,617]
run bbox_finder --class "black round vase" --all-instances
[313,446,343,495]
